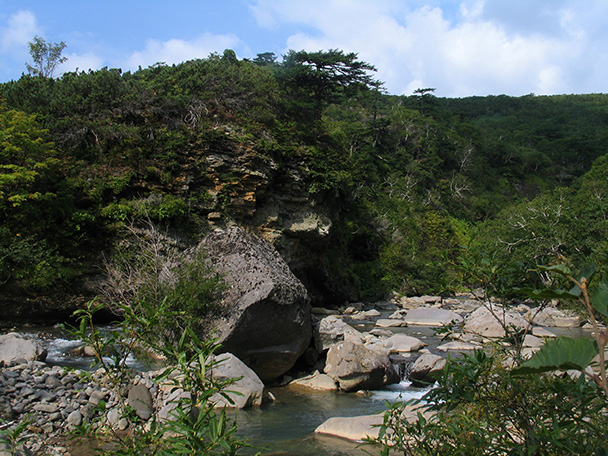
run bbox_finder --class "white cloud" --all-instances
[1,10,40,54]
[125,33,241,71]
[60,52,106,74]
[249,0,605,96]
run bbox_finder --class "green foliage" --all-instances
[374,259,608,456]
[98,221,224,349]
[101,194,187,222]
[2,49,608,303]
[0,414,32,456]
[0,103,92,290]
[278,49,381,125]
[513,337,598,375]
[515,263,608,396]
[375,351,608,456]
[70,304,255,455]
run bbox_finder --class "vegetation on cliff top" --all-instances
[1,48,607,304]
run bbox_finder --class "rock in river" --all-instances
[200,226,311,381]
[324,339,399,392]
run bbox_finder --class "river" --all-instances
[9,319,589,456]
[10,323,432,456]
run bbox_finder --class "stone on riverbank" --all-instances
[314,316,362,352]
[0,333,47,365]
[315,414,384,441]
[200,226,311,381]
[314,405,428,442]
[526,307,581,328]
[383,334,425,353]
[403,308,463,327]
[127,383,153,420]
[409,352,446,387]
[209,353,264,408]
[437,341,479,351]
[289,370,338,391]
[375,318,407,328]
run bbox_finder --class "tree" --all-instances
[26,36,67,78]
[280,49,382,120]
[413,87,436,114]
[252,52,277,66]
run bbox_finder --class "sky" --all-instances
[1,0,606,97]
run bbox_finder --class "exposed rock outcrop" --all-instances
[200,226,312,381]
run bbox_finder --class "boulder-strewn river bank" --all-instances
[0,290,595,456]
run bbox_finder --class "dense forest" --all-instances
[1,48,607,312]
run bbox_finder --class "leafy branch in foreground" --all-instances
[371,259,608,456]
[514,263,608,397]
[70,305,254,455]
[66,219,256,455]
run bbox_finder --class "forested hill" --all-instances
[1,50,607,318]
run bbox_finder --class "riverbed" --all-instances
[6,317,592,456]
[10,323,431,456]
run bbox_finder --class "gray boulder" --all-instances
[289,370,338,391]
[526,307,581,328]
[0,333,47,364]
[200,226,311,381]
[383,334,425,353]
[209,353,264,408]
[403,308,463,326]
[315,414,385,442]
[127,384,153,420]
[324,340,399,392]
[463,305,528,338]
[409,352,446,387]
[313,315,362,352]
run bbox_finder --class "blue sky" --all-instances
[1,0,606,97]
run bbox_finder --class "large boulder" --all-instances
[127,384,153,420]
[383,334,425,353]
[289,370,338,391]
[315,405,426,442]
[209,353,264,408]
[526,307,581,328]
[315,414,384,442]
[0,333,47,364]
[409,352,446,387]
[200,226,311,381]
[324,340,399,392]
[463,305,528,338]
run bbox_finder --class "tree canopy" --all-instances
[1,48,607,300]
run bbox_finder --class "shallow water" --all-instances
[233,381,430,455]
[6,320,592,455]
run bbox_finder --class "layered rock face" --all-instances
[200,226,312,381]
[205,146,354,306]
